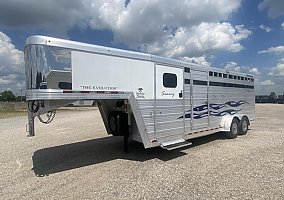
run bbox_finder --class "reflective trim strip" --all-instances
[63,90,73,93]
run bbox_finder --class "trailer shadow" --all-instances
[32,132,226,176]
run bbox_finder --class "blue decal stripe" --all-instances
[179,100,248,119]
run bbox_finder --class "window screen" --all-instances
[163,73,177,88]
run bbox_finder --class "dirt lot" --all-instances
[0,104,283,199]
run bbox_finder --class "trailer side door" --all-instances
[155,64,184,142]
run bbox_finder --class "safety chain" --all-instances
[37,110,56,124]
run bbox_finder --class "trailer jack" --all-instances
[27,110,35,137]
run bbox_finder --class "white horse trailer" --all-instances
[25,36,255,151]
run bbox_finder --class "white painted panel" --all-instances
[131,59,154,99]
[72,51,131,91]
[156,65,183,99]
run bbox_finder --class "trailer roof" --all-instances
[25,35,253,77]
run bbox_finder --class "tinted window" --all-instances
[245,77,247,81]
[58,82,72,89]
[234,76,237,79]
[163,73,177,88]
[241,77,244,80]
[209,71,213,76]
[209,81,254,89]
[218,73,222,77]
[184,67,190,73]
[238,76,241,80]
[193,80,207,86]
[214,72,218,77]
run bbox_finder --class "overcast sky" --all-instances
[0,0,283,95]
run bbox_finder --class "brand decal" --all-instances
[136,87,145,98]
[162,91,175,97]
[80,85,118,90]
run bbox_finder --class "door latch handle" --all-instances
[179,90,183,98]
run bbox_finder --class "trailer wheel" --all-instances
[239,117,249,135]
[108,112,128,136]
[226,118,239,139]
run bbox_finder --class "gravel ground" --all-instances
[0,104,283,199]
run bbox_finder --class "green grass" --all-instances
[0,110,27,119]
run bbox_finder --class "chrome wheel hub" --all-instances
[232,122,238,135]
[242,120,248,131]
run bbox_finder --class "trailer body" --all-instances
[25,36,255,150]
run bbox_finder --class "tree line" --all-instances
[0,91,26,102]
[255,92,284,104]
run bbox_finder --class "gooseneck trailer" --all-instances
[25,36,255,151]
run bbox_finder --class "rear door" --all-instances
[155,64,184,142]
[191,69,209,129]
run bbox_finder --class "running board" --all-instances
[161,139,192,151]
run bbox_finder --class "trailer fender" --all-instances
[221,114,245,131]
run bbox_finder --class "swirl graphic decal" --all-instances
[179,100,248,119]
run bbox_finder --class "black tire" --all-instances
[226,118,239,139]
[108,112,128,136]
[239,117,249,135]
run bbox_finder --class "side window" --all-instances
[229,75,233,79]
[209,71,213,76]
[214,72,218,77]
[163,73,177,88]
[218,73,222,77]
[223,74,228,78]
[184,67,190,73]
[58,82,72,89]
[185,79,190,84]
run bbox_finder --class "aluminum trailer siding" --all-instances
[25,36,255,150]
